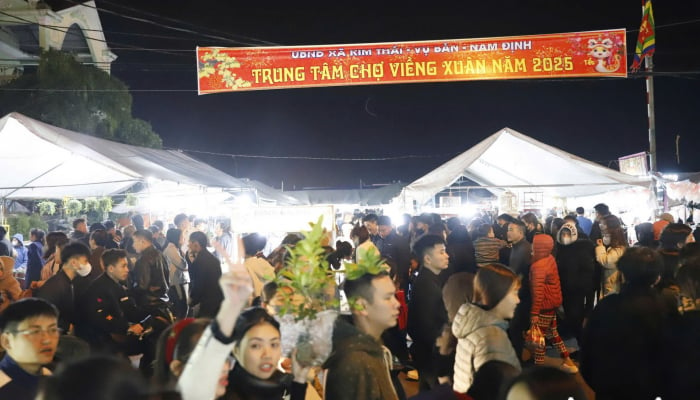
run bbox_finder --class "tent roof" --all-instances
[289,183,406,206]
[0,112,249,199]
[400,127,651,206]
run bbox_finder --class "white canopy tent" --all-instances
[0,112,250,199]
[397,127,652,209]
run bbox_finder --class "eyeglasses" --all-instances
[11,327,63,339]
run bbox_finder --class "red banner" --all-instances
[197,29,626,94]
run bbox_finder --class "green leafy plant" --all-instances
[342,249,389,312]
[64,199,83,217]
[84,197,99,212]
[125,193,138,206]
[7,214,48,238]
[98,197,113,213]
[37,201,57,216]
[275,216,338,321]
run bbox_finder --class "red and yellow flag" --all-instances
[630,0,655,71]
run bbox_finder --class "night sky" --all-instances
[97,0,700,189]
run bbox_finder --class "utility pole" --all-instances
[646,55,657,173]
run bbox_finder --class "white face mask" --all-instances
[76,262,92,277]
[602,235,611,246]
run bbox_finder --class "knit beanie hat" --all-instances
[532,234,554,262]
[556,222,578,245]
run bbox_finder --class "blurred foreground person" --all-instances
[0,298,60,400]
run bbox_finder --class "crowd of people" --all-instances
[0,204,698,400]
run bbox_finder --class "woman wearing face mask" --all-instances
[223,307,310,400]
[595,215,628,297]
[452,263,522,394]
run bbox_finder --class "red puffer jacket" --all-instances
[530,234,563,315]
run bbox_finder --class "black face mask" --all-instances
[415,228,425,236]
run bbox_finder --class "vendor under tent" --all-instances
[395,127,653,216]
[0,112,252,201]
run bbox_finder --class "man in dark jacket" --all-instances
[130,230,170,315]
[581,247,671,400]
[187,231,223,318]
[69,218,90,247]
[35,242,92,332]
[0,227,11,257]
[377,216,411,291]
[555,222,595,345]
[441,217,476,284]
[506,219,532,362]
[408,235,450,392]
[77,250,161,366]
[324,270,402,400]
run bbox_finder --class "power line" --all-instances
[171,148,463,161]
[0,10,188,58]
[96,0,280,46]
[64,0,277,47]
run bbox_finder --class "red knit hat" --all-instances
[532,234,554,262]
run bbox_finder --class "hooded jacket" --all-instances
[451,303,521,393]
[11,234,27,269]
[555,223,596,294]
[530,234,563,315]
[323,318,398,400]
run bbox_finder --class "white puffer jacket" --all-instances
[451,303,521,393]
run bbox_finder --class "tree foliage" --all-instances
[0,50,162,148]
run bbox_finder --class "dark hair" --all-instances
[377,215,392,227]
[0,226,5,240]
[261,281,278,304]
[90,229,109,247]
[336,241,353,257]
[413,234,446,265]
[61,242,91,263]
[497,214,516,224]
[501,366,586,400]
[153,318,210,386]
[173,214,188,228]
[508,219,526,236]
[576,207,585,215]
[188,231,208,248]
[0,298,58,332]
[103,220,116,230]
[102,249,127,269]
[232,307,280,345]
[343,270,391,306]
[659,223,693,250]
[635,222,655,247]
[38,355,148,400]
[467,360,520,400]
[152,220,164,230]
[617,247,664,288]
[44,231,69,260]
[72,218,86,230]
[148,225,160,235]
[594,203,610,216]
[520,213,539,229]
[563,215,577,224]
[361,213,378,224]
[473,263,520,310]
[133,229,153,243]
[31,228,46,243]
[350,225,370,244]
[280,233,301,246]
[89,222,106,233]
[446,217,462,232]
[476,223,494,239]
[602,215,627,248]
[166,228,182,247]
[550,218,565,236]
[131,214,145,230]
[242,233,267,256]
[194,218,206,228]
